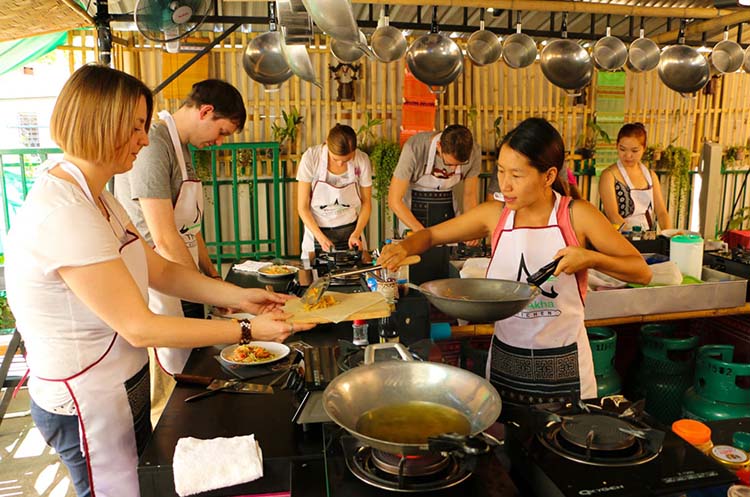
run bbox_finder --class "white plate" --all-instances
[257,265,299,278]
[220,341,290,366]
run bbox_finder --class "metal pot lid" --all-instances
[540,39,593,91]
[242,31,293,88]
[658,44,710,94]
[406,33,464,88]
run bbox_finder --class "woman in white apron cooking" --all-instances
[4,65,315,497]
[378,118,651,405]
[296,124,372,259]
[599,122,672,232]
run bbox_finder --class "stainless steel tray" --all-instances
[584,267,747,320]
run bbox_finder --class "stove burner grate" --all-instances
[345,445,472,493]
[538,411,661,467]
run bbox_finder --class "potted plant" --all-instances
[369,140,401,238]
[643,144,663,166]
[658,144,692,206]
[724,145,747,168]
[271,107,304,154]
[574,118,611,160]
[356,112,384,154]
[0,291,16,333]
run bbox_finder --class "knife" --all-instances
[175,374,274,402]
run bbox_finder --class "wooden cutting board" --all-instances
[284,291,391,324]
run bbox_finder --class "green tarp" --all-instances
[0,31,68,77]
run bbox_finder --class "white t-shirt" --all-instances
[5,169,145,414]
[296,145,373,188]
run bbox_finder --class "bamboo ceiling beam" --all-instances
[225,0,730,19]
[651,10,750,44]
[61,0,95,25]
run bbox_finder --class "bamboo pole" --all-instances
[652,11,750,44]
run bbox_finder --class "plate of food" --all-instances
[661,229,701,239]
[220,341,290,366]
[257,264,299,278]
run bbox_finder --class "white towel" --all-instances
[173,435,263,496]
[233,260,271,273]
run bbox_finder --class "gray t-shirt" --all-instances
[114,122,197,245]
[393,131,481,183]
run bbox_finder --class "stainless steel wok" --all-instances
[371,9,406,63]
[330,30,368,63]
[408,258,560,322]
[710,29,743,74]
[592,23,627,72]
[242,31,292,91]
[406,7,464,93]
[466,15,502,67]
[323,343,502,456]
[628,26,660,73]
[540,14,593,93]
[658,21,710,95]
[502,13,537,69]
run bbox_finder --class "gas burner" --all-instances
[344,442,472,492]
[732,247,750,264]
[538,411,660,466]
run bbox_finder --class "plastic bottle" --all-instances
[352,319,369,347]
[672,419,714,454]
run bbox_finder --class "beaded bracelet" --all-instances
[237,319,253,344]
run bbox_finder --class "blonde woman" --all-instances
[296,124,373,257]
[5,65,314,496]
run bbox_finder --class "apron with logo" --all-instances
[35,161,150,497]
[301,144,364,254]
[485,193,596,405]
[616,160,654,230]
[149,110,204,375]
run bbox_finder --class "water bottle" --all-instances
[352,319,369,346]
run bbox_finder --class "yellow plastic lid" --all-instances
[672,419,712,445]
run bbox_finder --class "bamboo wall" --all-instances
[59,30,750,240]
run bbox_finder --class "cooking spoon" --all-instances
[300,255,421,306]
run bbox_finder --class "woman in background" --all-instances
[599,122,672,231]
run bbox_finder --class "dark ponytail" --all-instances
[500,117,580,200]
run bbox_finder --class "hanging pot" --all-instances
[710,27,743,74]
[275,0,312,45]
[371,8,407,63]
[466,13,502,67]
[302,0,360,47]
[592,19,628,71]
[330,30,369,63]
[658,20,710,95]
[281,42,322,88]
[540,13,593,94]
[502,12,537,69]
[743,45,750,73]
[406,7,464,94]
[242,5,292,92]
[628,21,660,73]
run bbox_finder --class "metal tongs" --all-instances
[300,255,421,306]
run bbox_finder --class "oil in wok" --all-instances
[355,400,471,444]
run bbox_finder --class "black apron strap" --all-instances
[489,336,582,406]
[125,362,152,456]
[411,190,455,228]
[315,221,357,252]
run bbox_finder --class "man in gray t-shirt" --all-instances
[388,125,481,235]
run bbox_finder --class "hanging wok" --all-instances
[540,13,593,93]
[408,259,560,322]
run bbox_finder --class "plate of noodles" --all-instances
[257,264,299,278]
[220,341,290,366]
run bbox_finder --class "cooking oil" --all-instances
[355,401,471,444]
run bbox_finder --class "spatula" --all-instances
[300,255,421,306]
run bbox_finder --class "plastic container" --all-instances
[670,234,704,279]
[403,68,437,104]
[401,103,437,131]
[352,319,369,347]
[672,419,714,454]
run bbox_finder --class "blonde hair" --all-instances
[326,124,357,155]
[50,64,153,165]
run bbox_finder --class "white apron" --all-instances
[301,144,364,255]
[149,110,204,374]
[486,193,596,404]
[36,161,150,497]
[400,133,463,234]
[616,160,654,230]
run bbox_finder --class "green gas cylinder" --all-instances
[631,323,699,424]
[587,327,621,397]
[682,345,750,421]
